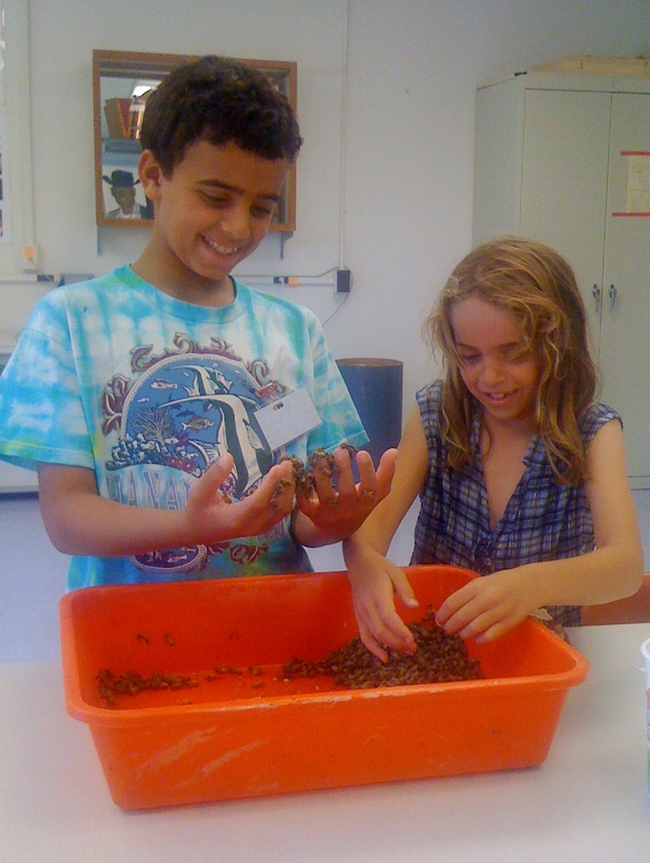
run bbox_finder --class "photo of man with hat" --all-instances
[103,169,153,219]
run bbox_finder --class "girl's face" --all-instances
[450,296,541,429]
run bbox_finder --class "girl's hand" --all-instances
[185,454,295,542]
[346,542,419,661]
[294,447,398,544]
[435,567,539,642]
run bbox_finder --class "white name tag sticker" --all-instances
[255,388,322,451]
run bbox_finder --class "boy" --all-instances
[0,56,395,589]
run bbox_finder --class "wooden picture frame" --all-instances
[93,50,297,231]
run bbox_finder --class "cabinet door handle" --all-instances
[592,284,601,313]
[608,284,617,311]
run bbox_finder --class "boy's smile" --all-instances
[135,140,290,306]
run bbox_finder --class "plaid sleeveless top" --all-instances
[411,379,621,627]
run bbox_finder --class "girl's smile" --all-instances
[450,296,541,429]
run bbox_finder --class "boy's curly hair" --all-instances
[423,236,600,485]
[140,55,303,177]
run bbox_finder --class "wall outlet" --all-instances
[336,268,351,293]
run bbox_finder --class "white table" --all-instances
[1,624,649,863]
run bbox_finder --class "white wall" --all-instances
[26,0,650,420]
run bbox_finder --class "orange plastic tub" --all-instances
[59,565,588,809]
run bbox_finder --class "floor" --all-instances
[1,490,649,663]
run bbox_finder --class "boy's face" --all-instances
[138,139,289,299]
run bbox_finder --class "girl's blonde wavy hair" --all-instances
[424,236,600,486]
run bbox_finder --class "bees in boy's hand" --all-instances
[308,447,335,478]
[279,443,358,501]
[279,454,315,497]
[268,476,293,510]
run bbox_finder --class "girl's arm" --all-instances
[436,419,644,642]
[343,405,430,659]
[37,455,296,557]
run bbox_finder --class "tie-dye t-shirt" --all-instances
[0,266,367,588]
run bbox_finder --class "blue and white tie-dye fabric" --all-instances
[0,266,367,588]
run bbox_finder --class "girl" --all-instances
[344,237,643,660]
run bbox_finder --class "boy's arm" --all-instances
[436,419,645,642]
[37,456,296,557]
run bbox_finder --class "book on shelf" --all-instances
[104,98,132,138]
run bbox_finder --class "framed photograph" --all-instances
[93,50,297,230]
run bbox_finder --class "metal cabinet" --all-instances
[473,72,650,487]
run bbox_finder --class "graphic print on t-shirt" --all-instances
[101,337,288,574]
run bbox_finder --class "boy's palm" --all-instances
[186,455,295,542]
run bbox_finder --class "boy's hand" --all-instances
[346,543,418,661]
[294,447,397,543]
[36,458,296,558]
[185,454,295,542]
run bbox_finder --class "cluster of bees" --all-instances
[282,608,483,689]
[96,610,482,706]
[270,444,359,506]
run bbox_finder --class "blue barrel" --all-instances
[337,358,403,466]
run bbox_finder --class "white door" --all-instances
[474,83,650,484]
[519,89,611,354]
[600,93,650,480]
